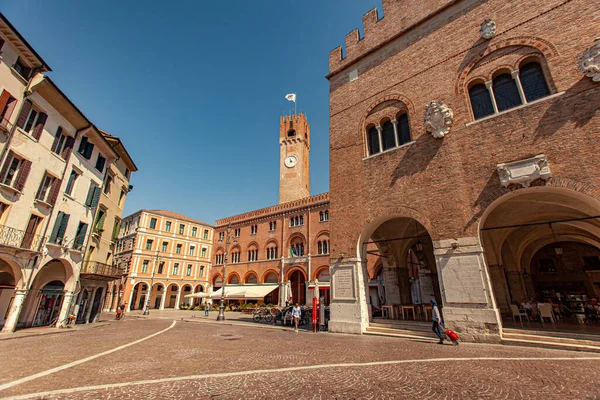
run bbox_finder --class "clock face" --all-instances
[285,155,298,168]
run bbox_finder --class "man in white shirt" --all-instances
[292,303,302,332]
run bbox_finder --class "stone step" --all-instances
[369,324,432,335]
[502,331,600,347]
[364,327,438,342]
[371,320,432,330]
[503,328,600,343]
[501,337,600,353]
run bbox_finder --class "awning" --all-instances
[184,285,278,300]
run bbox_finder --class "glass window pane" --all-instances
[469,84,495,119]
[367,127,380,155]
[493,74,522,112]
[520,62,550,103]
[381,121,395,151]
[397,114,411,144]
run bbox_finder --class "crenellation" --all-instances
[328,0,455,76]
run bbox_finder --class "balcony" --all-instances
[0,116,11,134]
[0,224,45,252]
[80,261,124,281]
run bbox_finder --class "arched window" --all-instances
[519,62,550,103]
[215,252,224,265]
[367,126,380,156]
[469,83,495,120]
[381,121,395,151]
[231,250,240,263]
[264,272,278,283]
[317,240,329,255]
[396,114,411,145]
[290,237,304,257]
[246,273,258,284]
[316,268,330,282]
[493,73,522,112]
[287,130,296,137]
[228,274,239,284]
[266,244,278,260]
[247,245,258,262]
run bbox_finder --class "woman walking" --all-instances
[431,299,444,344]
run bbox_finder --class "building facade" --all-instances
[212,114,331,306]
[0,13,137,332]
[116,210,213,312]
[326,0,600,341]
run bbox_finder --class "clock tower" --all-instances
[279,113,310,204]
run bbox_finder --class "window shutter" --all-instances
[14,159,31,191]
[97,211,106,230]
[57,213,70,243]
[0,90,11,119]
[76,223,88,246]
[51,127,62,153]
[0,150,14,184]
[47,178,62,206]
[31,112,47,140]
[85,183,95,206]
[16,100,32,129]
[49,212,63,242]
[62,136,75,159]
[78,136,88,154]
[90,186,101,209]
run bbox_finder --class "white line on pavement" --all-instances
[0,320,177,394]
[5,355,600,399]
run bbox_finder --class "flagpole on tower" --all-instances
[285,93,297,116]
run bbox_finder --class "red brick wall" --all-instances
[328,0,600,255]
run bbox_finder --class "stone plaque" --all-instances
[332,265,355,301]
[438,254,487,304]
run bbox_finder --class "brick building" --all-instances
[115,210,213,311]
[211,114,331,306]
[326,0,600,341]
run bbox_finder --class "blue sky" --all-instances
[2,0,380,224]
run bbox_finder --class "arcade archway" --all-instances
[480,187,600,332]
[358,216,440,323]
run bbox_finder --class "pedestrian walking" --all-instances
[431,299,444,344]
[117,303,126,320]
[204,300,211,316]
[292,302,302,332]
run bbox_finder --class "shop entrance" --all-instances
[289,269,306,305]
[481,187,600,334]
[32,281,64,327]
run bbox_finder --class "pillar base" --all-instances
[442,307,502,343]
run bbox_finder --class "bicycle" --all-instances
[252,307,273,323]
[50,314,76,329]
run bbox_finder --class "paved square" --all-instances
[0,316,598,399]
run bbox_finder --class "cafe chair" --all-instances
[510,304,529,326]
[538,303,555,325]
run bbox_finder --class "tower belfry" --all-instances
[279,114,310,204]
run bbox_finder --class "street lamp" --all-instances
[143,250,160,316]
[217,223,235,321]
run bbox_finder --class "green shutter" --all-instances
[85,183,95,206]
[49,212,64,243]
[90,186,101,209]
[56,213,70,244]
[76,223,88,246]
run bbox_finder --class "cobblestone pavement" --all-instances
[1,318,599,399]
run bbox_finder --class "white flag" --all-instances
[285,93,296,102]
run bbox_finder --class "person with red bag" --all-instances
[430,299,444,344]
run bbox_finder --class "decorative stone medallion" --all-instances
[424,100,454,139]
[578,38,600,82]
[496,154,551,188]
[480,19,497,40]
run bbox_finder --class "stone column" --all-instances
[391,120,399,147]
[511,70,527,105]
[328,258,369,334]
[175,287,182,310]
[84,287,98,324]
[1,289,27,333]
[56,291,75,328]
[375,126,383,152]
[433,237,501,343]
[485,81,499,113]
[94,287,106,323]
[160,291,167,310]
[126,280,135,312]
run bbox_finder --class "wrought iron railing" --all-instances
[80,261,124,279]
[0,224,45,252]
